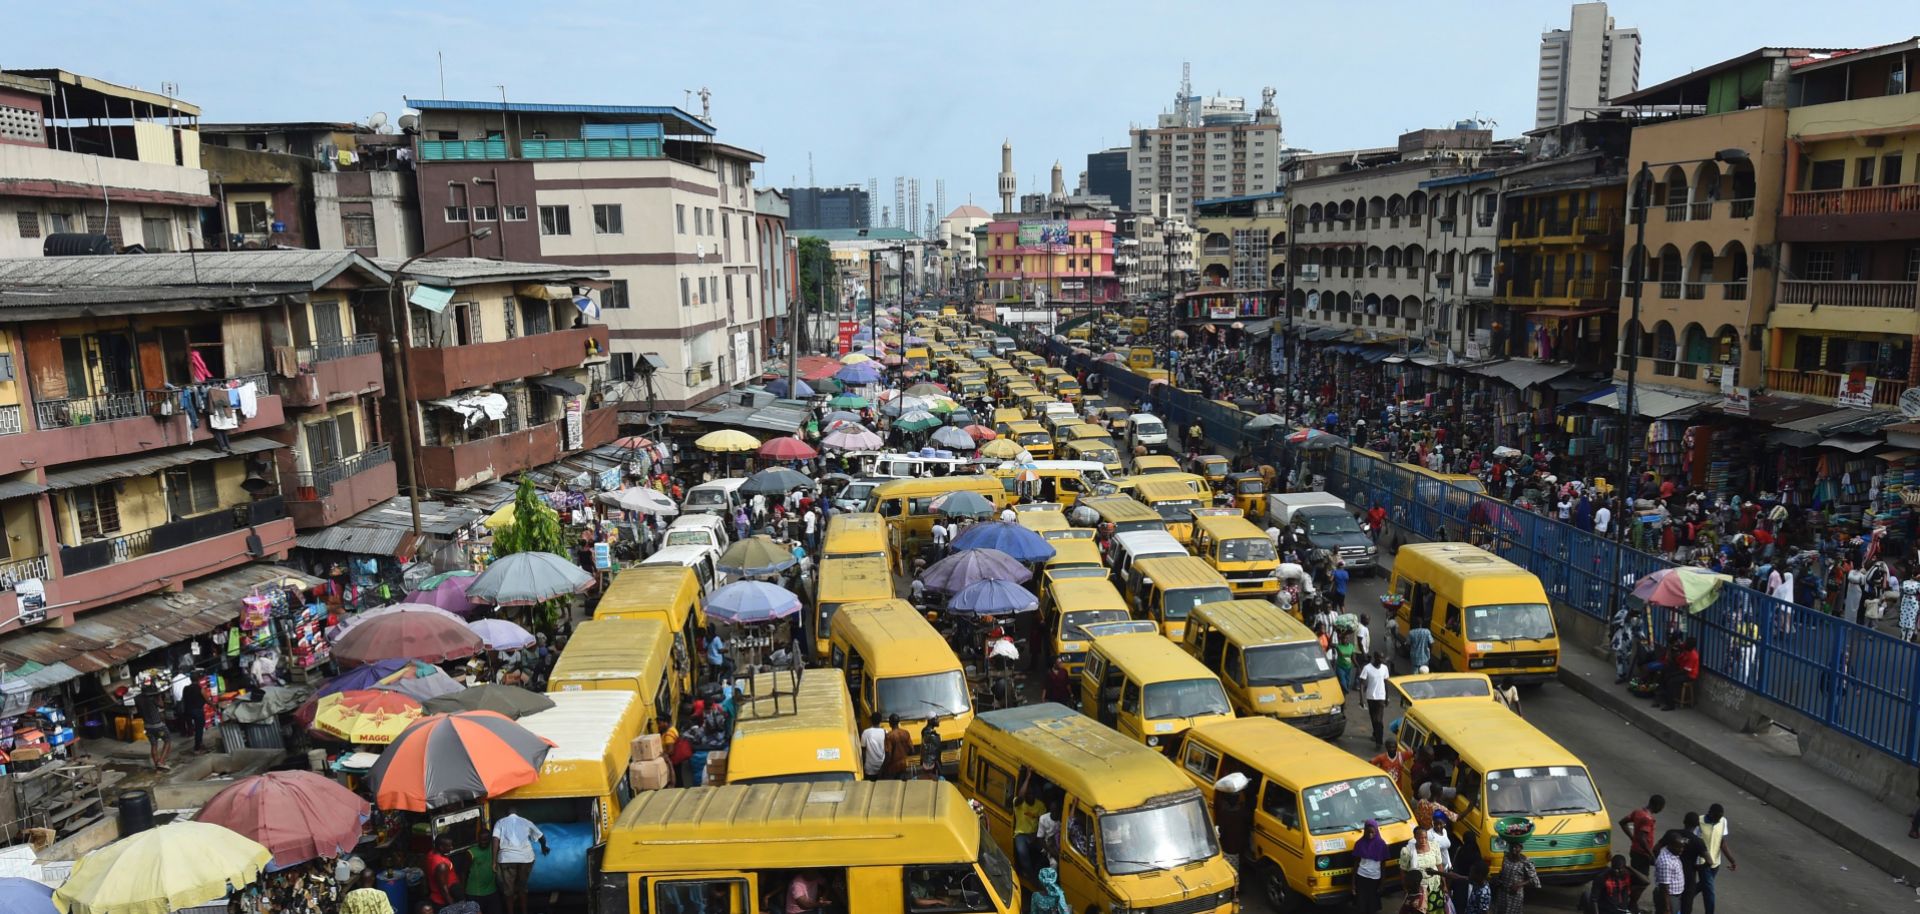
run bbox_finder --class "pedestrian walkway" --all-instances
[1556,642,1920,885]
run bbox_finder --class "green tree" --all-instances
[491,477,565,557]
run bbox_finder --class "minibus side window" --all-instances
[1222,646,1244,685]
[1182,741,1220,780]
[653,877,749,914]
[1452,764,1482,813]
[977,761,1016,809]
[905,864,995,913]
[1120,681,1141,716]
[1444,603,1463,634]
[1200,630,1227,669]
[1260,784,1301,830]
[1065,804,1097,862]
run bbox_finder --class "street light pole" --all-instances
[387,226,494,537]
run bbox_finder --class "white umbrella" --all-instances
[599,487,679,516]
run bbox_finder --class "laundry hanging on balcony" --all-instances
[430,392,509,429]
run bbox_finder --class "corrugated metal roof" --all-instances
[0,477,47,500]
[0,564,320,676]
[295,525,418,557]
[404,98,716,136]
[327,495,494,538]
[0,251,390,290]
[42,437,283,490]
[370,257,609,287]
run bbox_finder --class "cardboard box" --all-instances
[630,757,671,791]
[703,749,728,785]
[630,733,663,761]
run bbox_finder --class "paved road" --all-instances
[1260,558,1920,913]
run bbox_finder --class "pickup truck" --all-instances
[1267,492,1378,572]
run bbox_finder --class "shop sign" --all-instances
[1723,387,1751,417]
[564,397,584,449]
[837,321,859,354]
[1209,305,1238,320]
[13,579,45,626]
[1837,371,1876,409]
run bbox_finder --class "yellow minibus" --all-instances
[1079,632,1235,754]
[1182,600,1344,738]
[828,599,973,773]
[726,668,861,785]
[1387,543,1559,684]
[1191,513,1280,597]
[1125,555,1233,642]
[546,618,680,730]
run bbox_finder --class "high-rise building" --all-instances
[783,186,870,230]
[1536,1,1641,130]
[1128,73,1284,221]
[1086,148,1131,209]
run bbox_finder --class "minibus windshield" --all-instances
[1142,679,1231,720]
[1466,604,1555,641]
[876,670,972,718]
[1152,499,1201,523]
[1061,609,1131,641]
[1243,643,1332,687]
[1302,776,1410,835]
[1486,766,1603,817]
[1219,537,1277,563]
[1099,797,1218,875]
[1163,586,1233,620]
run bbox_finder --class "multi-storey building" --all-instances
[405,98,765,411]
[1536,2,1641,130]
[1420,168,1507,359]
[1086,148,1130,207]
[0,70,209,257]
[1129,83,1284,220]
[982,219,1119,310]
[1186,192,1287,324]
[783,186,870,231]
[755,190,796,362]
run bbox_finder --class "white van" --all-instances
[662,514,731,563]
[681,478,747,517]
[1105,529,1188,590]
[864,451,974,479]
[1126,413,1168,449]
[641,544,725,593]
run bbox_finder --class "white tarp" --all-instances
[430,392,508,429]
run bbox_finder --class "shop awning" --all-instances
[1877,449,1918,462]
[0,477,48,501]
[1820,435,1882,453]
[1765,429,1822,449]
[1382,356,1407,364]
[1469,360,1575,390]
[42,437,283,490]
[1584,388,1712,418]
[1526,307,1612,320]
[1717,395,1847,426]
[1777,409,1867,434]
[531,375,588,396]
[514,283,575,300]
[295,525,420,558]
[0,564,322,682]
[1411,356,1442,367]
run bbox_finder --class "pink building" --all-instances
[982,218,1119,305]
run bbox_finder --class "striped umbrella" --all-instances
[367,711,554,812]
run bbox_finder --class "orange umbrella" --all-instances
[366,711,554,812]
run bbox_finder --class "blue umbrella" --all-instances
[921,548,1031,594]
[836,362,885,384]
[932,490,996,519]
[0,877,56,914]
[705,581,803,624]
[951,521,1057,563]
[766,378,814,399]
[824,409,862,424]
[948,579,1040,616]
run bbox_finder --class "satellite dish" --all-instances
[398,114,419,132]
[367,112,389,132]
[1898,386,1920,419]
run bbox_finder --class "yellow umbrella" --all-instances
[55,821,270,914]
[483,502,516,530]
[978,438,1023,459]
[309,690,424,745]
[840,353,873,365]
[695,429,761,453]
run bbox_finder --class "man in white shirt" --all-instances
[930,522,950,557]
[1357,653,1391,750]
[493,811,548,914]
[1595,503,1614,536]
[1001,507,1017,523]
[860,713,888,779]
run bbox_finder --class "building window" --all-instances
[606,279,630,309]
[443,205,469,223]
[472,205,497,222]
[234,201,270,234]
[698,277,708,304]
[503,205,528,221]
[594,204,624,234]
[529,390,553,426]
[141,217,174,251]
[677,204,687,234]
[539,205,571,236]
[502,296,517,339]
[1907,246,1920,282]
[164,464,219,519]
[681,276,691,307]
[48,212,75,234]
[15,211,40,239]
[521,299,552,335]
[1805,250,1836,281]
[73,484,121,540]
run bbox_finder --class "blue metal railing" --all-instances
[1042,336,1920,764]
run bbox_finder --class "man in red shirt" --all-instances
[1366,505,1387,541]
[426,836,463,910]
[1618,795,1665,909]
[1661,639,1700,711]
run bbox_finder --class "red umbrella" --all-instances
[964,424,998,442]
[800,357,843,381]
[197,771,371,868]
[331,607,485,667]
[368,711,554,812]
[612,435,656,449]
[758,435,819,460]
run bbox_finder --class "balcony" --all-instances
[56,497,292,613]
[1501,278,1618,305]
[0,405,22,437]
[1779,184,1920,242]
[407,325,610,400]
[418,406,618,492]
[521,138,663,161]
[288,445,398,530]
[1779,280,1917,310]
[0,554,48,589]
[1766,367,1909,407]
[418,139,509,162]
[282,334,384,408]
[0,376,283,474]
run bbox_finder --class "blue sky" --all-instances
[14,1,1901,210]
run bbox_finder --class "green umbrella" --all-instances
[922,398,955,415]
[894,410,942,433]
[812,377,844,394]
[829,394,870,409]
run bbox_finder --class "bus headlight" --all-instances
[1330,704,1343,714]
[1146,736,1160,747]
[1315,855,1332,870]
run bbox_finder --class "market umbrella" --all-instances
[54,822,270,914]
[964,425,998,442]
[695,429,761,453]
[598,487,679,516]
[716,535,799,577]
[1098,351,1123,362]
[371,665,463,702]
[740,467,814,496]
[922,548,1031,594]
[1632,567,1733,612]
[823,409,862,424]
[949,579,1041,616]
[764,378,814,399]
[836,362,885,384]
[704,580,804,624]
[329,602,467,640]
[951,520,1057,563]
[403,570,479,615]
[894,410,942,433]
[811,377,845,394]
[311,690,424,745]
[1285,427,1347,450]
[331,608,485,667]
[611,435,656,450]
[468,551,597,607]
[840,353,873,365]
[904,381,947,396]
[367,711,554,812]
[931,489,996,520]
[229,686,307,726]
[197,771,371,870]
[0,879,54,914]
[828,394,870,409]
[821,426,884,451]
[758,435,818,460]
[467,618,537,651]
[930,426,977,450]
[423,684,556,720]
[978,438,1023,459]
[801,361,844,382]
[1245,413,1286,432]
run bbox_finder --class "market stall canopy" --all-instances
[930,490,996,520]
[0,878,54,914]
[930,426,977,450]
[467,618,537,651]
[739,467,814,496]
[1632,567,1732,612]
[310,690,424,745]
[598,487,678,516]
[950,521,1056,563]
[403,570,479,615]
[704,580,803,624]
[694,429,761,453]
[54,822,270,914]
[467,551,597,606]
[757,435,818,460]
[367,711,554,812]
[423,684,556,719]
[948,579,1040,615]
[530,375,587,396]
[716,535,799,577]
[763,378,813,399]
[977,438,1022,459]
[370,666,464,702]
[197,771,371,870]
[821,426,884,451]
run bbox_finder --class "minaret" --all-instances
[1050,160,1066,204]
[998,140,1016,214]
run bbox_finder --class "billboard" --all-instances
[1017,221,1071,246]
[837,321,860,354]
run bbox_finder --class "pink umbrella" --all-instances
[198,771,370,869]
[332,607,485,667]
[328,602,466,641]
[404,572,479,615]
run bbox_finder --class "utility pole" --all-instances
[785,236,799,397]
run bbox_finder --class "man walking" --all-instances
[492,810,548,914]
[1689,804,1736,914]
[1620,794,1664,910]
[882,714,914,779]
[1330,560,1350,611]
[860,713,888,780]
[1358,652,1391,750]
[1652,831,1686,914]
[1406,622,1433,674]
[135,680,170,772]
